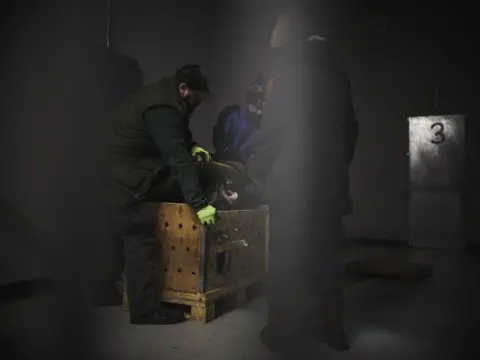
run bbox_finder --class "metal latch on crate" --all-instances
[214,236,249,275]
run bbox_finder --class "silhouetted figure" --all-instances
[247,12,358,353]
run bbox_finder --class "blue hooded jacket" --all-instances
[213,104,260,163]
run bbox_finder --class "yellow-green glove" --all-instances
[196,205,217,227]
[191,146,211,163]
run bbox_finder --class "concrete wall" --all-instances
[0,2,109,287]
[1,2,114,357]
[1,1,477,289]
[111,2,479,242]
[341,12,478,242]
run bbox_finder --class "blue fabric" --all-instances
[222,104,258,162]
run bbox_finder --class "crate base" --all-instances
[123,276,264,323]
[185,281,263,323]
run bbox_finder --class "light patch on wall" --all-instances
[408,115,465,190]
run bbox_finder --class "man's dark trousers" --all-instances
[266,201,345,334]
[112,167,215,319]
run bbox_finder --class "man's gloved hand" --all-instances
[196,205,217,227]
[191,146,211,163]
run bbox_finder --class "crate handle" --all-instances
[212,239,249,251]
[216,249,231,275]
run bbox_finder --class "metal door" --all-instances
[408,115,466,248]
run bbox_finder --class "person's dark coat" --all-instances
[247,36,358,214]
[107,76,207,210]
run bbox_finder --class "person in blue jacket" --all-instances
[213,76,266,165]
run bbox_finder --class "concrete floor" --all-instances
[2,244,480,359]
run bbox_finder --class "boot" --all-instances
[260,324,305,355]
[260,304,310,355]
[260,324,290,353]
[313,295,349,351]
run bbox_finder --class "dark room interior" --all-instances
[1,1,479,359]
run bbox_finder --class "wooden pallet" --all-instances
[185,280,263,322]
[123,276,264,323]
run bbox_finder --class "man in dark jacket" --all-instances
[213,76,266,164]
[248,13,358,352]
[108,64,217,325]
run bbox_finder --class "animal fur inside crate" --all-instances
[123,202,269,321]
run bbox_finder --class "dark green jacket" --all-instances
[107,76,207,210]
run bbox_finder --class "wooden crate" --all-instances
[124,202,269,322]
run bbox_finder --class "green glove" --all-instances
[196,205,217,227]
[191,146,211,163]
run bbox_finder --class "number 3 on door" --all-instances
[430,122,445,144]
